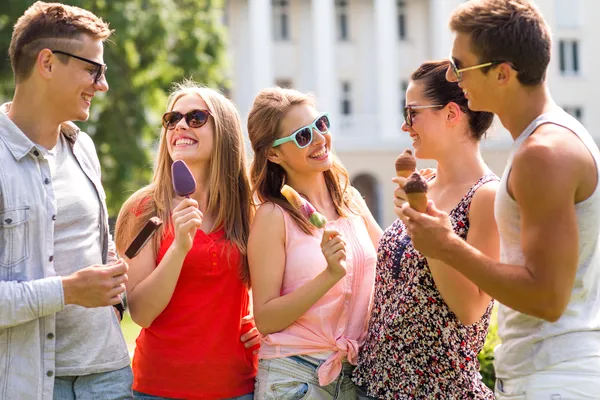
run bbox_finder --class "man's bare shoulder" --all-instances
[511,122,595,203]
[515,123,592,172]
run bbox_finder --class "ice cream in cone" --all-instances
[404,172,428,212]
[395,149,417,178]
[281,184,328,228]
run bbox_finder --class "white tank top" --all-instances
[494,107,600,378]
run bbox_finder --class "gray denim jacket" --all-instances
[0,103,117,399]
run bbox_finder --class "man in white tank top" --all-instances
[399,0,600,398]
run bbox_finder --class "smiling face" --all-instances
[447,32,499,113]
[50,34,109,122]
[402,81,452,160]
[166,93,214,167]
[270,104,333,175]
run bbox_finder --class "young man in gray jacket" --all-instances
[0,2,132,399]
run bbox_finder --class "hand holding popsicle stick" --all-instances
[320,229,347,279]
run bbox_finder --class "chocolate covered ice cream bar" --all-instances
[124,216,163,259]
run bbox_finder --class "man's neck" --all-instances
[8,87,62,150]
[495,84,555,140]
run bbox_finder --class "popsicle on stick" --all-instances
[124,216,163,259]
[395,149,417,178]
[281,184,327,228]
[172,160,196,198]
[403,172,428,212]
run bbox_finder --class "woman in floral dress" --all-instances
[353,60,500,399]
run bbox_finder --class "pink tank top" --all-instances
[259,204,377,386]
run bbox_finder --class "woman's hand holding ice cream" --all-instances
[392,149,430,217]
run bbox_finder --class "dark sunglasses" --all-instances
[162,109,212,130]
[272,113,331,148]
[403,105,444,127]
[51,50,107,84]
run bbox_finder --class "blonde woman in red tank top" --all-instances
[114,82,258,400]
[247,87,382,399]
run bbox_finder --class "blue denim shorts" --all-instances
[53,365,133,400]
[255,355,356,399]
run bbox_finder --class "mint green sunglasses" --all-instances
[272,113,331,148]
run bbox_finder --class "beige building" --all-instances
[225,0,599,227]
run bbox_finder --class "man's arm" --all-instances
[404,132,583,322]
[0,260,128,329]
[0,278,64,329]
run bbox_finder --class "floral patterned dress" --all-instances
[353,173,498,399]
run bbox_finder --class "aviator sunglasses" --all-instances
[272,113,331,148]
[162,109,212,130]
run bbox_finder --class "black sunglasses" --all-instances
[162,109,212,130]
[51,50,107,84]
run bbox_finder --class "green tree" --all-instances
[0,0,229,216]
[478,304,500,390]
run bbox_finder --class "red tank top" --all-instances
[132,228,257,399]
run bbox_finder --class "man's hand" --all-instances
[62,260,128,307]
[401,201,456,260]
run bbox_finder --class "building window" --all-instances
[272,0,290,41]
[275,78,293,88]
[336,0,349,41]
[559,40,579,75]
[401,80,408,111]
[563,106,583,121]
[397,0,407,40]
[352,174,381,224]
[341,81,352,115]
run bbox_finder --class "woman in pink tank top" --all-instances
[246,87,382,399]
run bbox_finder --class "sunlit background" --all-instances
[0,0,595,390]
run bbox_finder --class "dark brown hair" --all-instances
[449,0,551,86]
[9,1,112,83]
[248,87,359,235]
[412,60,494,140]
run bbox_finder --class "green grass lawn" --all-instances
[121,312,141,353]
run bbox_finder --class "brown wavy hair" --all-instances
[115,82,253,283]
[248,87,359,235]
[449,0,551,85]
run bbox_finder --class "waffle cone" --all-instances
[406,192,428,212]
[396,169,415,178]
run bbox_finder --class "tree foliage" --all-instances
[0,0,229,216]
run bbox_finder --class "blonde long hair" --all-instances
[115,82,253,283]
[248,87,359,234]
